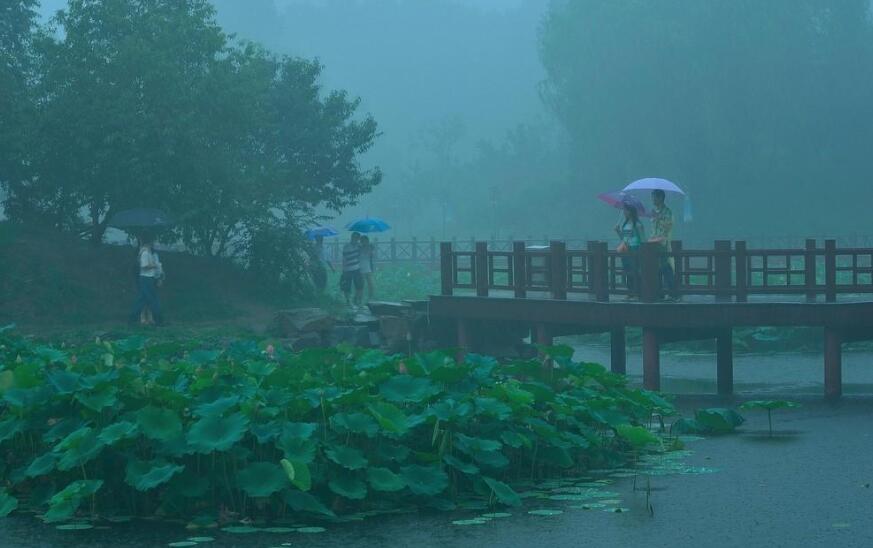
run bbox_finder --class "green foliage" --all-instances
[673,408,746,435]
[0,331,673,523]
[739,400,801,436]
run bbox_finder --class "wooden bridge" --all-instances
[428,239,873,398]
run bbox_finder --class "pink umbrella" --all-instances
[597,191,651,217]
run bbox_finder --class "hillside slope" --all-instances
[0,224,296,329]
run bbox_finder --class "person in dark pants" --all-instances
[649,189,678,301]
[340,232,363,308]
[129,238,164,325]
[615,203,645,300]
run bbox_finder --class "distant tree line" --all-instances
[539,0,873,238]
[0,0,380,286]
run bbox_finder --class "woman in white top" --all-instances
[129,238,164,326]
[358,235,375,302]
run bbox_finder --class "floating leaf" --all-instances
[236,462,288,497]
[367,467,406,492]
[452,519,487,526]
[400,465,448,496]
[528,509,563,516]
[125,460,184,491]
[168,542,198,547]
[136,406,183,441]
[186,538,215,543]
[262,527,296,533]
[221,526,260,534]
[296,526,326,533]
[55,523,93,530]
[481,512,511,518]
[187,413,249,454]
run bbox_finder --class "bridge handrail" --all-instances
[439,239,873,302]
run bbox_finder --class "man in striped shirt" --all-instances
[340,232,364,307]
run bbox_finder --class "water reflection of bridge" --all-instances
[428,239,873,398]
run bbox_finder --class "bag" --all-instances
[616,241,628,254]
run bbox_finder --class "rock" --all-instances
[329,325,372,347]
[272,308,334,337]
[288,332,323,351]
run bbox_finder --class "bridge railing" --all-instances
[439,239,873,302]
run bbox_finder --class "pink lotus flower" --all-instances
[266,344,276,359]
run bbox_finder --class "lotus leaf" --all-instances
[136,406,183,441]
[250,421,282,443]
[97,421,139,446]
[330,412,378,437]
[368,403,410,436]
[45,480,103,522]
[474,397,512,420]
[443,455,479,475]
[24,452,56,478]
[483,477,521,507]
[367,467,406,492]
[74,387,118,412]
[43,418,84,443]
[325,445,368,470]
[499,431,530,449]
[79,370,119,390]
[616,424,659,448]
[45,369,80,394]
[428,399,473,422]
[328,475,367,500]
[739,400,800,411]
[280,459,311,491]
[236,462,288,497]
[281,422,317,439]
[192,395,239,417]
[375,443,410,462]
[0,418,23,443]
[276,436,317,464]
[220,525,260,534]
[55,428,104,471]
[125,460,185,491]
[539,446,573,468]
[296,526,327,533]
[455,434,501,454]
[187,412,248,454]
[282,489,336,517]
[0,490,18,517]
[695,408,745,434]
[379,375,439,403]
[400,465,448,496]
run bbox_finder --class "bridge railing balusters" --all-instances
[550,240,568,300]
[805,239,817,302]
[714,240,732,302]
[475,241,489,297]
[512,241,527,298]
[440,242,453,296]
[825,239,837,302]
[639,242,661,303]
[735,240,748,302]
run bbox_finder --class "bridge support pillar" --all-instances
[610,328,626,375]
[456,319,471,364]
[716,328,733,395]
[642,328,660,391]
[535,324,553,347]
[824,327,842,399]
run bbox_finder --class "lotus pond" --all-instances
[0,329,714,543]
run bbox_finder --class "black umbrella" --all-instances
[107,208,174,229]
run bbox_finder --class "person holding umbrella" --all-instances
[649,189,678,301]
[340,232,364,308]
[129,235,164,326]
[614,202,646,300]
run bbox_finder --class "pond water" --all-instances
[3,350,872,548]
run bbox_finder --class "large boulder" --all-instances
[272,308,334,337]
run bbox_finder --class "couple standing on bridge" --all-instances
[614,189,678,302]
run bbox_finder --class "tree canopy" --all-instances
[1,0,380,285]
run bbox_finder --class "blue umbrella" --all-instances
[345,217,391,233]
[305,226,339,240]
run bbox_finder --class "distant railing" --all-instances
[438,239,873,303]
[325,234,873,267]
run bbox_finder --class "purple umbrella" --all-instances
[597,191,651,217]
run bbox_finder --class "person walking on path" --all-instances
[340,232,364,308]
[649,189,678,301]
[614,203,646,300]
[359,235,376,302]
[129,237,164,326]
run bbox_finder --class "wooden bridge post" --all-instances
[549,240,567,300]
[639,242,660,303]
[440,242,453,296]
[456,318,471,364]
[714,240,732,302]
[671,240,683,294]
[716,328,733,395]
[512,241,527,298]
[642,328,661,391]
[825,239,837,303]
[734,241,748,303]
[588,241,609,302]
[475,241,489,297]
[824,327,842,399]
[805,239,817,302]
[610,328,626,375]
